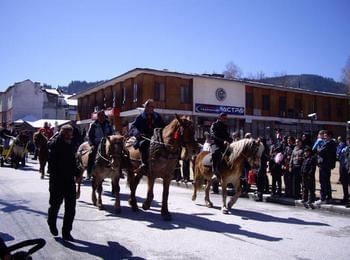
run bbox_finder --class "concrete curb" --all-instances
[166,179,350,216]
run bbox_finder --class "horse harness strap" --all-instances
[149,128,180,160]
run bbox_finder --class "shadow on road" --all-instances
[230,208,330,226]
[55,237,144,259]
[0,232,15,242]
[0,199,50,219]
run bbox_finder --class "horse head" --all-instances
[228,138,264,170]
[174,114,199,158]
[105,135,125,170]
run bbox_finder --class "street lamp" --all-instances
[308,113,317,138]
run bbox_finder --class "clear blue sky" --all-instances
[0,0,349,90]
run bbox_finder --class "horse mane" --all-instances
[163,117,181,140]
[227,138,258,166]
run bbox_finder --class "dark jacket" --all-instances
[129,111,165,138]
[210,120,232,147]
[301,155,317,176]
[48,134,79,186]
[88,120,113,147]
[317,139,337,170]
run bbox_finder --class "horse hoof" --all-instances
[142,202,150,211]
[206,202,213,208]
[191,195,196,201]
[41,175,44,179]
[98,205,104,210]
[222,208,229,214]
[162,213,172,221]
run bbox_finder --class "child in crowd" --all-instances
[300,146,317,207]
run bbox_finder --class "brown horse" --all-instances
[125,115,198,220]
[33,131,48,179]
[192,138,264,214]
[76,134,127,213]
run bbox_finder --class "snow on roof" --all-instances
[44,88,60,95]
[27,119,71,128]
[63,94,77,106]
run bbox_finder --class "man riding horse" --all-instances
[210,113,233,181]
[87,110,114,179]
[129,99,165,172]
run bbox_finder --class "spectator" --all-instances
[312,130,325,152]
[336,136,346,183]
[269,146,283,197]
[339,137,350,206]
[301,133,312,148]
[300,146,317,205]
[289,138,304,199]
[255,137,269,202]
[283,136,295,197]
[316,130,337,204]
[47,125,80,241]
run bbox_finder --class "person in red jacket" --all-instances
[39,122,54,139]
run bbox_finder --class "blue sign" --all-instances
[195,103,244,115]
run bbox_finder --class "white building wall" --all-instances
[12,80,44,121]
[192,77,245,116]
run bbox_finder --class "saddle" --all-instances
[150,128,179,160]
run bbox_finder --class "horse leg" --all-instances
[112,176,121,214]
[221,180,229,214]
[128,172,142,212]
[91,176,97,206]
[142,175,155,210]
[228,179,242,209]
[204,177,213,208]
[191,166,199,201]
[161,179,172,221]
[97,181,104,210]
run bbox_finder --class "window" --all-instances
[154,83,165,101]
[262,95,270,110]
[295,98,302,112]
[246,93,253,109]
[133,83,138,102]
[279,96,286,112]
[121,83,126,104]
[308,101,315,114]
[323,103,331,117]
[180,85,192,103]
[336,104,343,117]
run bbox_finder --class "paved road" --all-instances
[0,160,349,260]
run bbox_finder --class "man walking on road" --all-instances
[47,125,80,241]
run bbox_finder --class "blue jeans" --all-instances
[319,167,332,201]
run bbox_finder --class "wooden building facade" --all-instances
[73,68,349,139]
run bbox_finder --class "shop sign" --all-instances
[195,103,244,115]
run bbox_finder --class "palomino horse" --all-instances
[33,131,48,179]
[192,138,264,214]
[125,115,198,220]
[76,134,127,213]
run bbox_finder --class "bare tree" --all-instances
[223,62,242,79]
[342,56,350,95]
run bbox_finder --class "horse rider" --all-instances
[210,113,233,180]
[87,110,114,179]
[40,122,54,140]
[129,99,165,171]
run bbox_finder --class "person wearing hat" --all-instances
[86,109,114,178]
[129,99,165,171]
[209,113,233,181]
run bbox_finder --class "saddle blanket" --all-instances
[202,153,213,167]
